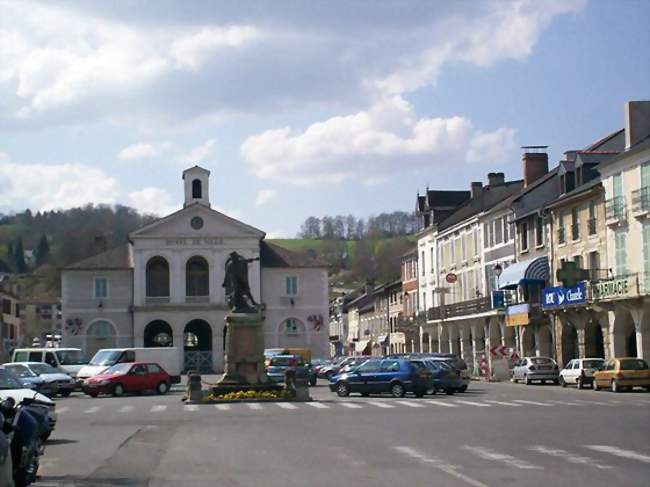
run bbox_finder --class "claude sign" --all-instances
[542,283,586,308]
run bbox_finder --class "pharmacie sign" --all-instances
[591,277,632,300]
[542,283,586,308]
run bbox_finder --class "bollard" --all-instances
[187,373,203,402]
[293,368,311,402]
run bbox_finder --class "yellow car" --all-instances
[593,357,650,393]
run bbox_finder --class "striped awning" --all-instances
[498,256,549,289]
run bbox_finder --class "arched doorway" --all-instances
[561,322,578,365]
[584,321,605,359]
[146,256,170,298]
[184,319,213,372]
[422,332,430,353]
[537,324,553,357]
[520,326,535,357]
[439,324,450,353]
[278,318,307,348]
[612,309,637,357]
[144,320,173,348]
[86,320,116,360]
[186,256,209,299]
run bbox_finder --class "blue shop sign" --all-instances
[542,283,586,308]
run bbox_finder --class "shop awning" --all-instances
[377,335,388,344]
[498,256,549,289]
[355,340,369,352]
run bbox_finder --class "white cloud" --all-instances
[255,189,277,206]
[0,152,119,211]
[242,97,515,185]
[117,142,172,161]
[171,26,260,71]
[127,187,179,216]
[183,139,216,163]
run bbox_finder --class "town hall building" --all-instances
[61,166,329,372]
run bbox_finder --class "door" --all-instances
[126,364,148,392]
[354,360,381,393]
[376,360,401,393]
[562,360,574,383]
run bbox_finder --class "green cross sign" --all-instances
[556,261,590,288]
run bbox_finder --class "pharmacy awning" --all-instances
[498,256,549,289]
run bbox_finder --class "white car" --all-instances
[0,368,56,434]
[559,358,604,389]
[10,362,76,397]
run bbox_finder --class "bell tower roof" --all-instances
[182,165,211,208]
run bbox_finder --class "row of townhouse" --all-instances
[397,100,650,373]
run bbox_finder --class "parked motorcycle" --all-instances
[1,397,44,487]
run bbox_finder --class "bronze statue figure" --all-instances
[222,251,259,312]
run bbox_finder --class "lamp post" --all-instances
[494,263,503,290]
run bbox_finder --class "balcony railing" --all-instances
[605,196,627,225]
[426,297,494,321]
[571,223,580,241]
[587,218,597,236]
[558,227,566,244]
[631,187,650,215]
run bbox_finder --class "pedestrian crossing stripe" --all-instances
[484,400,521,407]
[83,406,100,414]
[426,400,459,408]
[151,405,167,412]
[367,401,395,408]
[512,400,552,407]
[276,403,298,409]
[455,400,490,407]
[214,404,231,411]
[118,405,134,413]
[184,404,199,412]
[395,400,426,408]
[339,402,363,409]
[306,402,329,409]
[585,445,650,463]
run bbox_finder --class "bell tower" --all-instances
[182,165,211,208]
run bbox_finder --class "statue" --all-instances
[222,251,259,313]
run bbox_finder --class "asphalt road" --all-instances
[34,380,650,487]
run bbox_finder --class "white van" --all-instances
[76,348,181,384]
[11,348,87,377]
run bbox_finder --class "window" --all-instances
[451,238,457,264]
[644,221,650,293]
[421,251,425,276]
[45,352,57,367]
[1,299,10,315]
[615,229,627,277]
[520,222,529,252]
[483,223,489,247]
[286,276,298,295]
[380,360,401,372]
[574,255,583,269]
[588,201,597,235]
[503,216,510,242]
[186,256,209,297]
[430,248,434,274]
[488,222,494,247]
[358,360,381,373]
[422,292,426,310]
[473,228,479,256]
[612,172,624,217]
[146,256,170,297]
[284,318,302,335]
[28,351,43,362]
[535,216,544,247]
[148,364,161,373]
[494,219,503,244]
[460,234,466,262]
[589,251,600,280]
[93,277,108,299]
[571,207,579,241]
[192,179,202,198]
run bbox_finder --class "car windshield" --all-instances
[89,350,122,366]
[56,350,86,365]
[29,363,59,375]
[270,356,301,366]
[410,361,427,370]
[6,365,37,378]
[0,369,25,389]
[530,357,554,365]
[582,360,604,369]
[102,363,133,375]
[619,359,649,370]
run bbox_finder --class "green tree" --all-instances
[36,234,50,266]
[13,237,27,273]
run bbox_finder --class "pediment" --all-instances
[129,203,265,240]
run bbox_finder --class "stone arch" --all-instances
[520,326,535,357]
[186,255,210,297]
[584,320,605,359]
[612,308,636,357]
[278,317,307,348]
[192,178,202,199]
[560,320,579,365]
[537,324,553,357]
[184,319,213,372]
[146,256,170,297]
[449,325,461,356]
[502,322,515,348]
[85,319,117,360]
[422,332,430,353]
[144,320,173,348]
[488,318,502,348]
[439,324,450,353]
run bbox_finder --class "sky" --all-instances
[1,0,649,237]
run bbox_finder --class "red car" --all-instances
[82,362,171,397]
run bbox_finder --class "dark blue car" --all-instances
[329,358,432,398]
[415,359,463,395]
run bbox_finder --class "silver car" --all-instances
[512,357,559,385]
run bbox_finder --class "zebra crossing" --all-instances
[55,396,650,417]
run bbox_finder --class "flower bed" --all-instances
[206,389,293,403]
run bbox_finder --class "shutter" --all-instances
[644,221,650,293]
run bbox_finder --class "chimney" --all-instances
[470,182,483,199]
[522,148,548,187]
[625,101,650,149]
[487,172,505,186]
[365,281,375,295]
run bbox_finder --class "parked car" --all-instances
[329,358,433,398]
[425,354,470,392]
[512,357,559,385]
[2,364,55,397]
[0,368,56,437]
[266,355,312,384]
[11,348,87,378]
[82,362,172,397]
[593,357,650,393]
[419,359,462,394]
[77,348,181,385]
[559,358,604,389]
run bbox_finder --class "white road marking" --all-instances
[184,404,199,412]
[214,404,231,411]
[574,399,611,406]
[484,400,521,407]
[464,446,542,469]
[454,400,491,407]
[247,403,264,410]
[395,400,426,408]
[394,446,488,487]
[547,400,581,406]
[56,407,69,414]
[368,401,395,409]
[340,402,363,409]
[118,405,134,413]
[512,400,552,407]
[585,445,650,464]
[426,400,459,408]
[529,445,613,469]
[83,406,100,414]
[306,402,329,409]
[276,403,297,410]
[151,405,167,413]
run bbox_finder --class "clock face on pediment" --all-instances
[129,204,265,241]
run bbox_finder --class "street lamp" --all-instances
[494,263,503,290]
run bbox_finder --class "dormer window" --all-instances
[192,179,202,199]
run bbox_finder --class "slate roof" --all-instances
[437,180,524,231]
[260,241,328,268]
[62,244,134,271]
[546,177,602,208]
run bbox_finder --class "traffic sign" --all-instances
[445,273,457,284]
